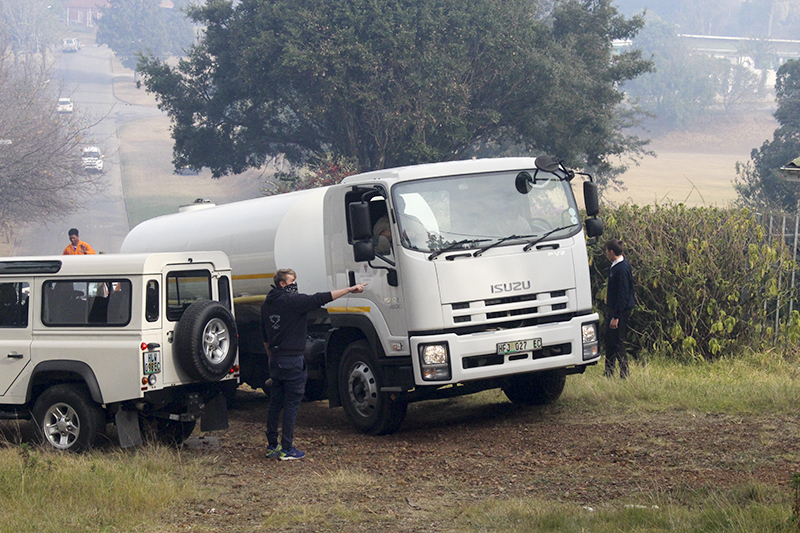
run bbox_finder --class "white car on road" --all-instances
[81,145,104,173]
[62,38,81,52]
[57,97,73,114]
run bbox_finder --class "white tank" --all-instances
[121,187,329,298]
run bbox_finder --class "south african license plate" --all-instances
[497,338,542,356]
[143,351,161,374]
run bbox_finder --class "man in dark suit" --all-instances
[604,238,636,378]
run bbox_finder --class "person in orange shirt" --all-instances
[62,228,95,255]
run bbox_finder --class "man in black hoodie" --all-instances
[260,268,366,460]
[604,239,636,379]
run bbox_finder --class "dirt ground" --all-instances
[163,386,800,532]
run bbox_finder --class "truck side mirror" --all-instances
[349,202,373,241]
[353,240,376,263]
[585,217,604,238]
[583,182,599,217]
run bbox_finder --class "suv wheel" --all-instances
[32,385,104,452]
[174,300,238,381]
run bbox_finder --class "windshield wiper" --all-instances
[428,238,491,260]
[522,225,576,251]
[473,234,537,257]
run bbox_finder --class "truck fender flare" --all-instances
[326,315,383,407]
[28,360,104,405]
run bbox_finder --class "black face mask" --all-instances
[283,282,298,293]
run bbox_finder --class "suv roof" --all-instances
[0,252,231,277]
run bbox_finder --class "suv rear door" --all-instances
[0,280,32,396]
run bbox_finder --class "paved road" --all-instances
[13,44,162,256]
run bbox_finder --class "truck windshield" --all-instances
[391,169,580,253]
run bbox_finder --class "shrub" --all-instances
[590,204,796,361]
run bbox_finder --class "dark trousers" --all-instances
[604,309,630,378]
[266,355,307,450]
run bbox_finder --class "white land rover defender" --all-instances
[0,252,239,451]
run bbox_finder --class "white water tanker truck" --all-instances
[121,157,604,434]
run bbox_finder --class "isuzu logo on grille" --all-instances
[490,281,531,293]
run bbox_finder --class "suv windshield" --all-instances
[391,169,580,252]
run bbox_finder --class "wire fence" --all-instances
[761,212,800,337]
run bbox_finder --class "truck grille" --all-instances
[447,289,573,327]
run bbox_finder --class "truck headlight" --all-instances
[581,322,599,361]
[419,343,451,381]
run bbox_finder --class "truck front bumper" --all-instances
[409,314,600,386]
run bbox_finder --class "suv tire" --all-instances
[174,300,238,382]
[32,385,104,452]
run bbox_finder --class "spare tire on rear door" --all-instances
[174,300,238,382]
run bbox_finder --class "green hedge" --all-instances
[589,204,797,360]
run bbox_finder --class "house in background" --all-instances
[62,0,110,28]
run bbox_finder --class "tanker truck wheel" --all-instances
[174,300,238,382]
[338,341,407,435]
[502,369,566,406]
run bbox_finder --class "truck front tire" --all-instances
[502,369,566,406]
[32,385,105,452]
[338,341,407,435]
[174,300,238,382]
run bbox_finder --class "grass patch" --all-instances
[563,350,800,416]
[453,482,795,532]
[258,467,398,530]
[0,444,199,533]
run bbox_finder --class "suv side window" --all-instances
[0,282,29,328]
[166,270,212,321]
[42,279,132,326]
[145,280,159,322]
[218,276,231,310]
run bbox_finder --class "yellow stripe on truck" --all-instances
[327,306,371,314]
[232,272,275,281]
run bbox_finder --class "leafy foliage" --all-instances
[97,0,194,70]
[590,204,796,361]
[262,152,358,196]
[734,59,800,212]
[136,0,652,182]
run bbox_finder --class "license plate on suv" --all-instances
[143,351,161,374]
[497,338,542,355]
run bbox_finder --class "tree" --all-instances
[0,7,103,230]
[623,16,718,131]
[97,0,195,70]
[734,59,800,212]
[136,0,652,186]
[713,58,766,112]
[0,59,104,229]
[0,0,64,66]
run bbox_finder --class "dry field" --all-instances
[605,112,778,208]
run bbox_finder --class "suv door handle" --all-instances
[7,352,23,359]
